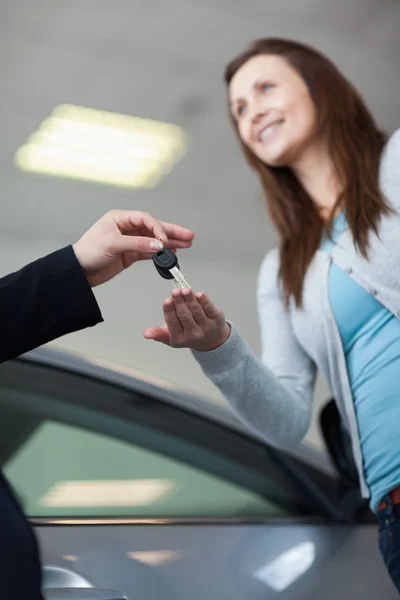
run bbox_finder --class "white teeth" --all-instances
[258,122,281,142]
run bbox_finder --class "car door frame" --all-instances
[0,353,345,527]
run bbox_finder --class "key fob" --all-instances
[152,248,179,280]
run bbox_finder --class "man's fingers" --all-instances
[112,234,164,255]
[159,220,195,243]
[111,211,194,245]
[143,325,170,345]
[111,210,168,244]
[124,231,191,250]
[163,238,193,249]
[139,212,169,244]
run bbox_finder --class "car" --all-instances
[0,347,396,599]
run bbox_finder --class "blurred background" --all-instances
[1,0,399,449]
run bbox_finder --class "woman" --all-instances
[144,38,400,590]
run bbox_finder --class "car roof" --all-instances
[17,346,335,477]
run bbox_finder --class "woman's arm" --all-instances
[145,249,317,449]
[192,250,316,448]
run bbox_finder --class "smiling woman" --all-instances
[146,37,400,593]
[229,54,317,171]
[224,38,389,307]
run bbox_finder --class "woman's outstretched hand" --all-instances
[144,288,231,351]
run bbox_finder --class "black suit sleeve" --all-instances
[0,245,103,364]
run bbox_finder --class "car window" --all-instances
[0,358,322,519]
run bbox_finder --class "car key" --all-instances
[152,247,191,289]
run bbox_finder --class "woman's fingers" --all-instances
[180,289,209,327]
[145,289,228,351]
[143,325,170,345]
[163,297,184,337]
[196,292,221,320]
[172,290,204,335]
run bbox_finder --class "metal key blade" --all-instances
[169,266,191,289]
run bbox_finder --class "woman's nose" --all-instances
[251,109,267,124]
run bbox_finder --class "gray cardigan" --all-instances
[192,128,400,499]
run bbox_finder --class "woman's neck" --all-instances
[291,142,342,221]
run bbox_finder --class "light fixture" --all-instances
[14,104,186,188]
[127,550,182,566]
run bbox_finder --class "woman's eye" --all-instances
[237,105,246,117]
[261,83,275,93]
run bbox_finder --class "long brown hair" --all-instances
[224,38,390,308]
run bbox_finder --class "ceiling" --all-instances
[0,0,399,447]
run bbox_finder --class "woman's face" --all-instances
[229,54,318,167]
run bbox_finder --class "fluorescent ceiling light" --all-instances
[127,550,182,566]
[14,104,186,188]
[39,479,175,507]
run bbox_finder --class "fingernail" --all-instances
[150,239,164,251]
[183,288,191,296]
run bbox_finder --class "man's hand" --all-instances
[73,210,194,287]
